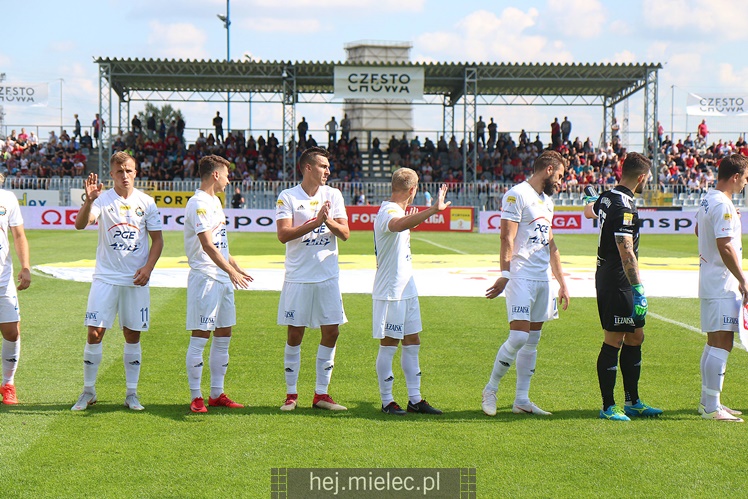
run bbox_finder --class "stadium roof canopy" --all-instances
[95,57,662,179]
[96,58,660,106]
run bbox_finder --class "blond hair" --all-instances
[391,167,418,192]
[110,151,136,170]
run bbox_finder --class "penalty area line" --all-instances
[648,312,746,351]
[410,237,468,255]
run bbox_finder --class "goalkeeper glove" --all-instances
[583,195,599,204]
[583,185,599,205]
[632,284,648,321]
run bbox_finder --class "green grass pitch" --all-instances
[1,230,747,497]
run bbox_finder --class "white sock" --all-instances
[704,346,729,413]
[315,345,335,395]
[186,337,208,400]
[485,330,528,392]
[376,345,397,406]
[699,344,711,407]
[2,338,20,385]
[401,344,422,404]
[123,342,141,396]
[83,342,103,393]
[209,336,231,399]
[284,344,301,394]
[515,330,541,405]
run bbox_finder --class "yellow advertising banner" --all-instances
[147,191,225,208]
[449,207,473,231]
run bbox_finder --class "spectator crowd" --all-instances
[2,111,745,200]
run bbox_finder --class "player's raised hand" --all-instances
[16,268,30,291]
[486,276,508,299]
[434,184,451,211]
[84,173,103,202]
[406,206,419,216]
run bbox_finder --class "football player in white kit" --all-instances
[184,155,252,413]
[695,153,748,422]
[482,150,570,417]
[0,173,31,405]
[71,152,163,411]
[276,147,349,411]
[373,168,450,415]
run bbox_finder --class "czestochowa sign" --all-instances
[334,66,424,101]
[686,93,748,116]
[0,83,49,106]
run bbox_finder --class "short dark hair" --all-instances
[198,154,229,179]
[533,150,565,173]
[299,147,330,170]
[621,152,650,180]
[717,153,748,181]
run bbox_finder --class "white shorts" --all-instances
[277,279,347,329]
[372,297,422,340]
[186,271,236,331]
[505,278,558,323]
[84,280,150,331]
[701,297,741,333]
[0,279,20,323]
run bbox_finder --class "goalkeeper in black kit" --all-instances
[583,152,663,421]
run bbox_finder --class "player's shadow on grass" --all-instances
[1,403,74,414]
[4,404,711,422]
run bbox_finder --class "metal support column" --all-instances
[98,62,113,177]
[119,93,128,135]
[643,67,659,173]
[442,95,455,140]
[463,67,477,182]
[282,65,297,182]
[602,98,615,149]
[622,97,629,151]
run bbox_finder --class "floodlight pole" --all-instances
[58,78,64,135]
[226,0,230,133]
[670,85,674,142]
[218,1,231,134]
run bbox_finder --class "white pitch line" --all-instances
[648,312,746,351]
[411,237,468,254]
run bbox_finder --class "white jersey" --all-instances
[373,201,418,301]
[90,188,162,286]
[0,189,23,288]
[184,189,230,283]
[500,181,553,281]
[276,184,347,283]
[698,189,742,299]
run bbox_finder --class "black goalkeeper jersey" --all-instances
[592,185,640,289]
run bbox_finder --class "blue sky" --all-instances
[3,0,747,147]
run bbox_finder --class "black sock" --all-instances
[620,344,642,404]
[597,342,620,410]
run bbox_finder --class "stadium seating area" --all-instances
[3,117,747,208]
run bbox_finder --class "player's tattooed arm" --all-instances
[615,234,641,285]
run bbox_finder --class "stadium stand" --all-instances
[3,117,746,209]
